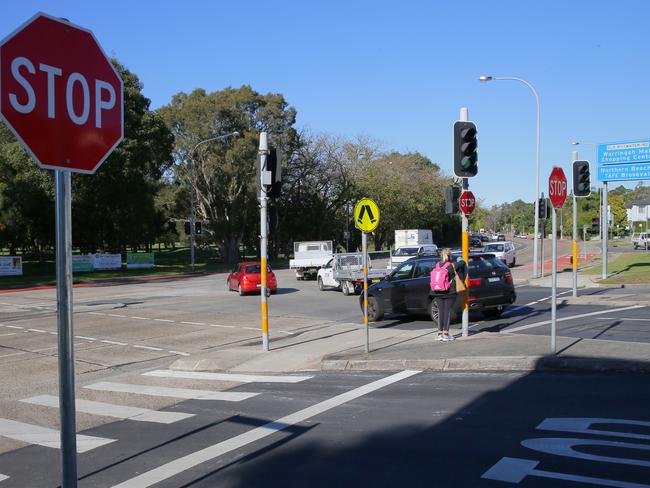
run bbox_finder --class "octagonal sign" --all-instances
[0,12,123,173]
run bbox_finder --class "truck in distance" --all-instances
[289,241,333,280]
[317,252,390,295]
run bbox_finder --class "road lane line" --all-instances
[133,345,164,351]
[129,316,149,320]
[153,319,174,323]
[100,340,128,346]
[0,418,115,453]
[75,336,97,341]
[168,350,190,356]
[27,329,46,333]
[5,326,22,329]
[143,370,313,383]
[180,321,205,326]
[0,474,7,482]
[596,317,650,322]
[209,324,234,328]
[504,305,645,333]
[84,382,257,401]
[0,333,17,338]
[107,314,126,318]
[111,370,420,488]
[21,395,194,424]
[87,312,105,316]
[0,352,27,359]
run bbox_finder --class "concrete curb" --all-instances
[321,356,650,374]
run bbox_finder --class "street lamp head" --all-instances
[479,75,493,82]
[571,142,580,145]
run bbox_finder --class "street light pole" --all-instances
[186,131,239,271]
[479,76,541,279]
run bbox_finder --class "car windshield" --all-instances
[468,256,506,272]
[245,265,272,274]
[394,247,418,256]
[484,244,504,252]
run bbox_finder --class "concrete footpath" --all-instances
[171,288,650,375]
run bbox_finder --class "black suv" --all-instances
[361,253,516,324]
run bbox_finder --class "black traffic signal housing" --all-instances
[195,221,202,235]
[453,121,478,178]
[538,198,548,220]
[184,220,191,235]
[573,160,591,197]
[445,185,462,214]
[257,147,282,199]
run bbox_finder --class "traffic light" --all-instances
[573,160,591,197]
[445,186,462,214]
[195,221,202,235]
[184,220,191,235]
[257,146,282,199]
[453,121,478,178]
[537,198,548,220]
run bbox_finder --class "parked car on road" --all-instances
[361,253,516,324]
[227,262,277,296]
[483,241,516,267]
[632,233,650,249]
[469,235,483,248]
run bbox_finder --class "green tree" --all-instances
[158,86,298,263]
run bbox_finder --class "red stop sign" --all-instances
[548,166,567,209]
[0,13,123,174]
[459,190,475,215]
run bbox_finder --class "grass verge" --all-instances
[585,252,650,285]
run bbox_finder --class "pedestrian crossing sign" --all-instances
[354,198,380,233]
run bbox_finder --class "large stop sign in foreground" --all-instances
[548,166,567,209]
[0,12,123,173]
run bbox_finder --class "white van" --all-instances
[483,241,516,267]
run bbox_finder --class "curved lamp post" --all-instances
[480,75,541,278]
[187,131,239,271]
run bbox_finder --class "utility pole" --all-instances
[259,132,270,351]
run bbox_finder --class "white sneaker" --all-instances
[445,334,455,341]
[436,334,444,341]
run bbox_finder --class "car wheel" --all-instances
[483,306,505,319]
[429,299,439,327]
[238,284,245,296]
[367,296,383,322]
[342,281,351,295]
[318,277,325,291]
[511,257,516,267]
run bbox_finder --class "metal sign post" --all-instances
[602,182,608,279]
[540,192,546,279]
[362,232,369,353]
[551,206,557,353]
[353,198,380,354]
[459,107,470,338]
[55,170,78,487]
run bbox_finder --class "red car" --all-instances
[227,262,278,296]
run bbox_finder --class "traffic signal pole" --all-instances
[259,132,270,351]
[460,107,470,337]
[572,151,578,297]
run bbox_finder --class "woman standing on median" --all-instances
[430,248,466,342]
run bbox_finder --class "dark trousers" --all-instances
[435,295,456,332]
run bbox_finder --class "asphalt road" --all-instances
[1,370,649,487]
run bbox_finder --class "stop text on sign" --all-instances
[548,179,566,198]
[8,56,116,128]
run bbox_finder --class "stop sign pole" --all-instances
[548,166,568,354]
[1,14,123,487]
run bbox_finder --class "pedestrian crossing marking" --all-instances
[21,395,194,424]
[84,382,258,401]
[0,418,115,453]
[143,370,313,383]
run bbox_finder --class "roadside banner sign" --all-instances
[459,190,476,215]
[72,255,94,273]
[548,167,568,209]
[354,198,380,233]
[92,253,121,270]
[0,256,22,276]
[598,139,650,181]
[127,252,154,269]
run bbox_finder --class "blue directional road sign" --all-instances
[598,139,650,181]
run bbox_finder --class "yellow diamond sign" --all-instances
[354,198,380,233]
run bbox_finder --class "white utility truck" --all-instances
[317,252,390,295]
[289,241,333,280]
[390,229,437,269]
[632,232,650,249]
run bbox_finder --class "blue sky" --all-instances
[2,0,649,205]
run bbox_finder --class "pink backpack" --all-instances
[430,262,452,291]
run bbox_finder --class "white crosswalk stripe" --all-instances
[143,370,313,384]
[0,418,115,453]
[0,474,8,482]
[84,382,259,401]
[21,395,194,424]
